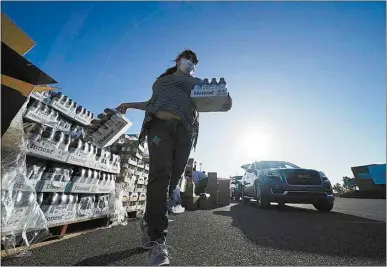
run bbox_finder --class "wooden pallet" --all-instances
[1,215,110,258]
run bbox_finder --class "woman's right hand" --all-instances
[116,103,132,114]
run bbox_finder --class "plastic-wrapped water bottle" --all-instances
[201,78,210,90]
[41,127,55,142]
[193,82,201,91]
[53,131,65,149]
[210,78,218,88]
[218,77,227,95]
[72,167,87,183]
[37,193,44,205]
[25,123,44,142]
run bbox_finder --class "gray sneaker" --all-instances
[139,218,153,250]
[148,242,170,266]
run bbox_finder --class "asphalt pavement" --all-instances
[2,198,386,266]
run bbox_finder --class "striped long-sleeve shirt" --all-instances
[138,70,202,150]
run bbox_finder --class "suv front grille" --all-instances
[285,171,322,186]
[286,191,326,197]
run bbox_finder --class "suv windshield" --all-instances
[252,161,300,171]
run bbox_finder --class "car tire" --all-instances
[255,183,270,209]
[313,201,334,212]
[242,189,250,204]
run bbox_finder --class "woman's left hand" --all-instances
[222,94,232,111]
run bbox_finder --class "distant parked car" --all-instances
[240,161,335,212]
[230,176,243,200]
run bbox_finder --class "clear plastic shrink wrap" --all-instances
[109,184,128,227]
[1,103,49,255]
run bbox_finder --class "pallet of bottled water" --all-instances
[191,77,230,112]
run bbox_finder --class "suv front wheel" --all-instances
[242,188,250,204]
[255,183,270,209]
[313,201,334,212]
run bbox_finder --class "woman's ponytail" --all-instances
[158,65,178,79]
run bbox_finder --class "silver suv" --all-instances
[240,161,335,212]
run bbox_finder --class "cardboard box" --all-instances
[1,13,57,136]
[182,195,200,211]
[218,193,231,206]
[198,194,215,210]
[1,12,35,56]
[208,172,218,184]
[207,182,218,198]
[217,179,231,192]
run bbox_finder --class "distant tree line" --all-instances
[332,176,357,195]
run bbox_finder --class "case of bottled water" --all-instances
[90,108,133,148]
[191,77,232,112]
[25,123,71,162]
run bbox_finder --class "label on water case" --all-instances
[28,140,69,162]
[24,109,52,125]
[66,150,94,168]
[37,180,68,193]
[30,92,45,102]
[95,159,111,172]
[68,182,98,194]
[91,116,133,148]
[74,114,91,126]
[50,100,76,118]
[2,206,30,233]
[92,207,109,217]
[110,163,120,174]
[97,185,114,194]
[12,182,35,192]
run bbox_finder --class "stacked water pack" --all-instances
[26,158,47,190]
[24,123,72,162]
[87,108,133,148]
[40,193,78,223]
[191,77,231,112]
[111,134,149,215]
[38,163,73,192]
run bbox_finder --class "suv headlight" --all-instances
[265,170,282,180]
[319,171,329,182]
[320,171,333,191]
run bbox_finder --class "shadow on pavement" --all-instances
[214,201,386,262]
[74,247,146,266]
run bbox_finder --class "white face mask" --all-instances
[178,58,195,74]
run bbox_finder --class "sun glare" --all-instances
[238,127,271,162]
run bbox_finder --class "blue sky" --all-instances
[3,1,385,184]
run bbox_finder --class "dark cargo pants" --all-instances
[144,117,192,242]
